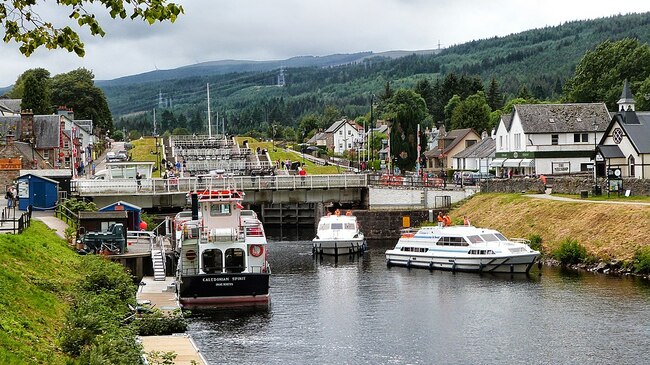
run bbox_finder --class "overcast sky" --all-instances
[2,0,650,87]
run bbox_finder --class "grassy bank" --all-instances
[451,193,650,261]
[0,221,81,364]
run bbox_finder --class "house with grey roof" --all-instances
[493,102,610,176]
[423,127,480,172]
[596,81,650,179]
[325,119,363,154]
[0,98,21,116]
[452,134,496,173]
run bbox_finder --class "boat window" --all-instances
[480,234,499,242]
[437,236,469,246]
[494,233,508,241]
[210,203,231,217]
[344,223,356,230]
[466,235,484,244]
[331,223,343,230]
[318,223,328,230]
[202,249,223,274]
[400,247,427,252]
[225,248,245,273]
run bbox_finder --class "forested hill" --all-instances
[105,12,650,137]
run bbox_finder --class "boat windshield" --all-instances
[480,234,499,242]
[345,223,355,230]
[331,223,343,230]
[495,233,508,241]
[466,235,484,244]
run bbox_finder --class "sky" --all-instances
[2,0,650,87]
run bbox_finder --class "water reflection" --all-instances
[188,231,650,365]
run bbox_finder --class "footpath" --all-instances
[524,193,650,206]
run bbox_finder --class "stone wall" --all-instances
[480,176,650,196]
[479,178,545,194]
[355,209,435,240]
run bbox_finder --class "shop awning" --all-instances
[520,158,535,168]
[489,158,506,167]
[502,159,522,167]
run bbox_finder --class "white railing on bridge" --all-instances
[72,174,368,195]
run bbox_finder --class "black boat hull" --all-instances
[177,272,270,308]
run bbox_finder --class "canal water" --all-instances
[188,229,650,364]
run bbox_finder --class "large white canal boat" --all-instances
[385,225,539,273]
[176,189,270,308]
[313,210,366,256]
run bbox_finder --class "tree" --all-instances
[9,67,50,99]
[50,68,113,133]
[1,0,183,56]
[21,72,51,114]
[443,95,461,129]
[564,38,650,109]
[450,91,492,133]
[383,89,427,173]
[414,79,435,117]
[486,77,503,111]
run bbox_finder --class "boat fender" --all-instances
[406,259,411,268]
[249,244,264,257]
[428,262,434,271]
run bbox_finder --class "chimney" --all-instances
[20,109,34,142]
[57,106,74,120]
[6,130,15,146]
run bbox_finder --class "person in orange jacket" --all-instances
[437,212,444,227]
[443,213,452,227]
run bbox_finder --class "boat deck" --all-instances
[139,334,207,365]
[136,276,179,313]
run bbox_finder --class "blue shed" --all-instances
[99,201,142,231]
[17,174,60,211]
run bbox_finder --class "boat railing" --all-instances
[244,224,265,238]
[510,238,531,245]
[248,264,270,274]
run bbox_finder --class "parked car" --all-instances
[463,172,495,185]
[117,150,128,161]
[105,151,116,161]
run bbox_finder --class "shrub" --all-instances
[527,234,543,252]
[553,238,587,265]
[633,246,650,274]
[135,309,187,336]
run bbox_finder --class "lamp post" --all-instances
[369,93,375,167]
[593,119,598,188]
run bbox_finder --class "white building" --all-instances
[493,103,610,176]
[325,119,363,154]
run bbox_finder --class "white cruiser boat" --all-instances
[385,225,539,273]
[313,210,366,256]
[176,189,270,308]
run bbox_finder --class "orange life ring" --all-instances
[249,244,264,257]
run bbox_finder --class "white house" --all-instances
[597,80,650,179]
[325,119,363,154]
[452,133,495,173]
[493,103,610,176]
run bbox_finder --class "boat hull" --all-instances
[177,272,270,309]
[313,239,366,256]
[385,251,538,274]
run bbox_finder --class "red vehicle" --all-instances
[380,174,404,186]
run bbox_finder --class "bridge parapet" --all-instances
[72,174,369,196]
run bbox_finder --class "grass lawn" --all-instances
[129,137,163,177]
[552,193,650,203]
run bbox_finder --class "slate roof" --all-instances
[0,116,20,137]
[423,128,477,158]
[501,114,513,131]
[325,119,349,133]
[34,115,61,149]
[75,119,93,133]
[453,137,495,159]
[307,132,326,144]
[613,111,650,154]
[0,98,21,114]
[597,145,625,158]
[618,79,635,105]
[514,103,610,133]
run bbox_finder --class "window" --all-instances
[42,150,49,159]
[348,130,351,135]
[436,236,468,246]
[339,130,342,135]
[574,133,589,142]
[64,157,70,167]
[514,133,521,149]
[629,156,635,177]
[63,140,69,149]
[202,249,223,273]
[224,248,245,273]
[499,136,503,150]
[551,134,559,145]
[210,203,231,216]
[580,163,591,172]
[465,140,477,148]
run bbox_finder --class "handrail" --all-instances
[55,204,79,229]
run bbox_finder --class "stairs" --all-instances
[151,237,166,281]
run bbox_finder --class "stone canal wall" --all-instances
[355,209,437,240]
[480,176,650,196]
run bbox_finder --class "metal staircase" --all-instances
[151,236,166,281]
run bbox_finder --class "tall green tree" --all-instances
[382,89,427,172]
[443,95,461,129]
[1,0,183,56]
[50,68,113,133]
[414,79,435,117]
[564,38,650,109]
[21,73,51,114]
[486,77,503,111]
[450,91,492,133]
[9,68,50,100]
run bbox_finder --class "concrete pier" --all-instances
[140,334,207,365]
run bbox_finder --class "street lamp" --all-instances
[593,118,598,189]
[369,94,375,167]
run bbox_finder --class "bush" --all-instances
[553,238,587,265]
[62,198,97,214]
[527,234,543,252]
[135,309,187,336]
[633,246,650,274]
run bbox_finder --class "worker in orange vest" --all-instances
[443,213,452,227]
[437,212,444,227]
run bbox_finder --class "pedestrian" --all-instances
[463,215,471,226]
[437,212,444,227]
[299,166,307,185]
[136,172,142,190]
[443,212,452,227]
[5,187,12,207]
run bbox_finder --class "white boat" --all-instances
[176,189,270,308]
[385,225,540,273]
[313,210,366,256]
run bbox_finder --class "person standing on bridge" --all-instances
[299,166,307,185]
[136,172,142,191]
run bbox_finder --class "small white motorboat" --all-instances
[313,210,366,256]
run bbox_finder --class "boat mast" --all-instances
[207,83,212,138]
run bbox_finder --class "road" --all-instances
[524,193,650,206]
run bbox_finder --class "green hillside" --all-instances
[106,12,650,137]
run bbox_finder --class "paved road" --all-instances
[524,193,650,206]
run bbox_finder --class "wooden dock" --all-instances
[137,277,207,364]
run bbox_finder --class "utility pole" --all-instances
[370,94,374,167]
[207,83,212,138]
[153,108,157,136]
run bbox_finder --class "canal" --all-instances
[187,229,650,364]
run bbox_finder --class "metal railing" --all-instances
[55,204,79,229]
[72,174,369,195]
[0,207,32,234]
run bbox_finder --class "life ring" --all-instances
[249,244,264,257]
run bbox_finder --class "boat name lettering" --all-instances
[203,277,230,282]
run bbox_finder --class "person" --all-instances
[136,172,142,190]
[437,212,444,227]
[299,166,307,185]
[463,215,471,226]
[5,187,12,207]
[443,213,452,227]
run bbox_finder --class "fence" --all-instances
[0,206,32,234]
[55,204,79,230]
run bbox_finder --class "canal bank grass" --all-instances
[453,193,650,261]
[130,137,162,177]
[0,221,81,364]
[236,137,341,174]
